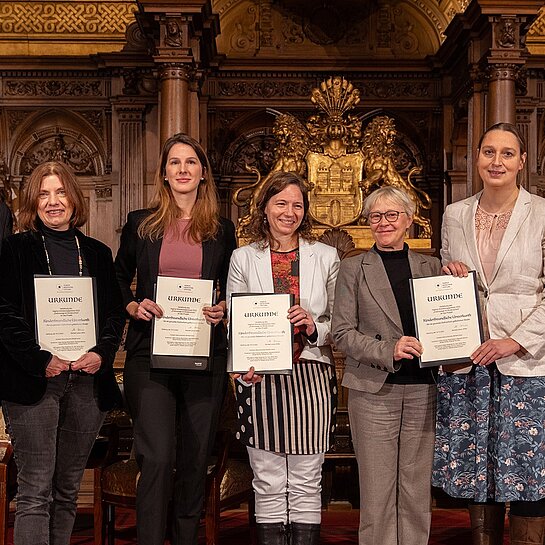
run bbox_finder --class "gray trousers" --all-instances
[349,382,436,545]
[2,372,105,545]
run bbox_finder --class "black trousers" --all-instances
[123,348,227,545]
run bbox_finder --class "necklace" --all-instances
[41,234,83,276]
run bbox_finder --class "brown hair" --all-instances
[242,171,314,249]
[477,122,527,155]
[137,133,219,242]
[18,161,87,232]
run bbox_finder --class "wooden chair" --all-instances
[94,383,256,545]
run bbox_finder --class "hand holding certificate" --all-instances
[410,271,483,367]
[151,276,214,370]
[228,293,294,374]
[34,275,98,361]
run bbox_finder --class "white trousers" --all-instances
[247,447,324,524]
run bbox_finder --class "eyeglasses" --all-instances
[367,211,407,224]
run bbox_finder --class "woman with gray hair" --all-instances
[332,186,441,545]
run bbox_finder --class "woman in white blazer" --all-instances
[227,171,339,545]
[433,123,545,545]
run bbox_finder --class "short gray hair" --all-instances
[363,186,415,219]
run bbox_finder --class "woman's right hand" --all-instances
[45,355,70,378]
[127,298,163,321]
[441,261,469,277]
[232,366,263,384]
[394,336,423,361]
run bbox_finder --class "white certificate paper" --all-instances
[151,276,213,369]
[229,293,294,374]
[410,271,483,367]
[34,276,97,361]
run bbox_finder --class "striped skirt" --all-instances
[234,360,337,455]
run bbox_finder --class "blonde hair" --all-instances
[138,133,220,242]
[363,186,415,219]
[18,161,87,232]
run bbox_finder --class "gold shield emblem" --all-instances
[306,151,364,228]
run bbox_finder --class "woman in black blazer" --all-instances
[115,133,236,545]
[0,161,124,545]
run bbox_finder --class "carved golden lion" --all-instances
[360,116,432,238]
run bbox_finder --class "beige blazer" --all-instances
[332,247,441,393]
[441,186,545,376]
[226,238,340,365]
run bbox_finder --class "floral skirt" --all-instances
[432,364,545,502]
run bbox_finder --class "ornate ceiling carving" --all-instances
[0,0,138,55]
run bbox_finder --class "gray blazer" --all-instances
[441,187,545,376]
[332,247,441,393]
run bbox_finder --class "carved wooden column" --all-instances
[486,16,525,125]
[159,61,191,142]
[136,1,219,146]
[113,101,146,226]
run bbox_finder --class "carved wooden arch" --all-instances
[219,109,285,176]
[10,109,106,177]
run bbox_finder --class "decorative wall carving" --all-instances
[222,131,277,175]
[216,0,442,57]
[6,110,33,134]
[4,80,103,97]
[79,110,104,134]
[0,1,136,34]
[218,80,314,97]
[19,134,98,176]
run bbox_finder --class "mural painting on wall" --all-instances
[233,76,432,247]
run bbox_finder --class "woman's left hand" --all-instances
[71,351,103,374]
[471,338,521,367]
[288,305,315,337]
[202,301,226,325]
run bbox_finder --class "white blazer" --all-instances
[441,187,545,376]
[226,238,340,365]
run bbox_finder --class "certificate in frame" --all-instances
[228,292,294,375]
[34,275,98,361]
[151,276,214,370]
[410,271,484,368]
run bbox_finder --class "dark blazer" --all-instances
[332,246,441,393]
[114,209,237,355]
[0,229,125,409]
[0,200,12,253]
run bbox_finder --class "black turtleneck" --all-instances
[39,220,89,276]
[375,243,434,385]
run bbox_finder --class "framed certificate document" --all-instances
[34,275,98,361]
[228,293,294,375]
[410,271,484,367]
[151,276,214,370]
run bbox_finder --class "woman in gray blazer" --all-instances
[433,123,545,545]
[332,186,441,545]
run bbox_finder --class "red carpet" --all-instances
[6,506,508,544]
